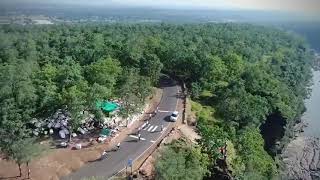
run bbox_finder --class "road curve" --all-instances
[63,77,179,180]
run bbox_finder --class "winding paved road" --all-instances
[63,77,179,180]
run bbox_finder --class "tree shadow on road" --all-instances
[0,175,20,180]
[88,157,105,163]
[164,115,173,122]
[125,139,138,143]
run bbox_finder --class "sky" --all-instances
[2,0,320,15]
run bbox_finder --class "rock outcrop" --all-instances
[281,136,320,180]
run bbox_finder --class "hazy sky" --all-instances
[3,0,320,15]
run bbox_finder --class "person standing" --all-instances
[161,125,164,132]
[138,133,141,141]
[117,142,121,150]
[153,108,158,117]
[101,150,108,160]
[137,127,141,134]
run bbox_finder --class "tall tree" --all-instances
[85,57,122,115]
[85,57,122,90]
[62,81,88,141]
[116,68,151,126]
[139,53,163,84]
[2,138,45,178]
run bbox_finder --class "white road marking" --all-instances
[110,83,179,179]
[147,125,154,132]
[150,140,156,143]
[151,126,158,132]
[141,123,147,129]
[129,135,146,141]
[143,124,149,130]
[158,110,171,113]
[129,135,138,138]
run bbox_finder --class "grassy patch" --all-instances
[200,90,214,98]
[196,90,215,106]
[191,101,217,124]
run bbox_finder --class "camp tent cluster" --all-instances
[28,101,120,139]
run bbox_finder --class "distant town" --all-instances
[0,15,52,25]
[0,15,127,25]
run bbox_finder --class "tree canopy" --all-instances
[155,139,209,180]
[0,23,313,179]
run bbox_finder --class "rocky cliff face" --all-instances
[281,136,320,180]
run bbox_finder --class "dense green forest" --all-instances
[0,23,313,179]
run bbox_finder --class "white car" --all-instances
[170,111,179,122]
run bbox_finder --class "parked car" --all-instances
[57,141,68,148]
[170,111,179,122]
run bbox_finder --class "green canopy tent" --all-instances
[100,128,111,136]
[96,101,119,112]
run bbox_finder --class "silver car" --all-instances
[170,111,179,122]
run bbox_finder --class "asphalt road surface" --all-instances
[63,77,179,180]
